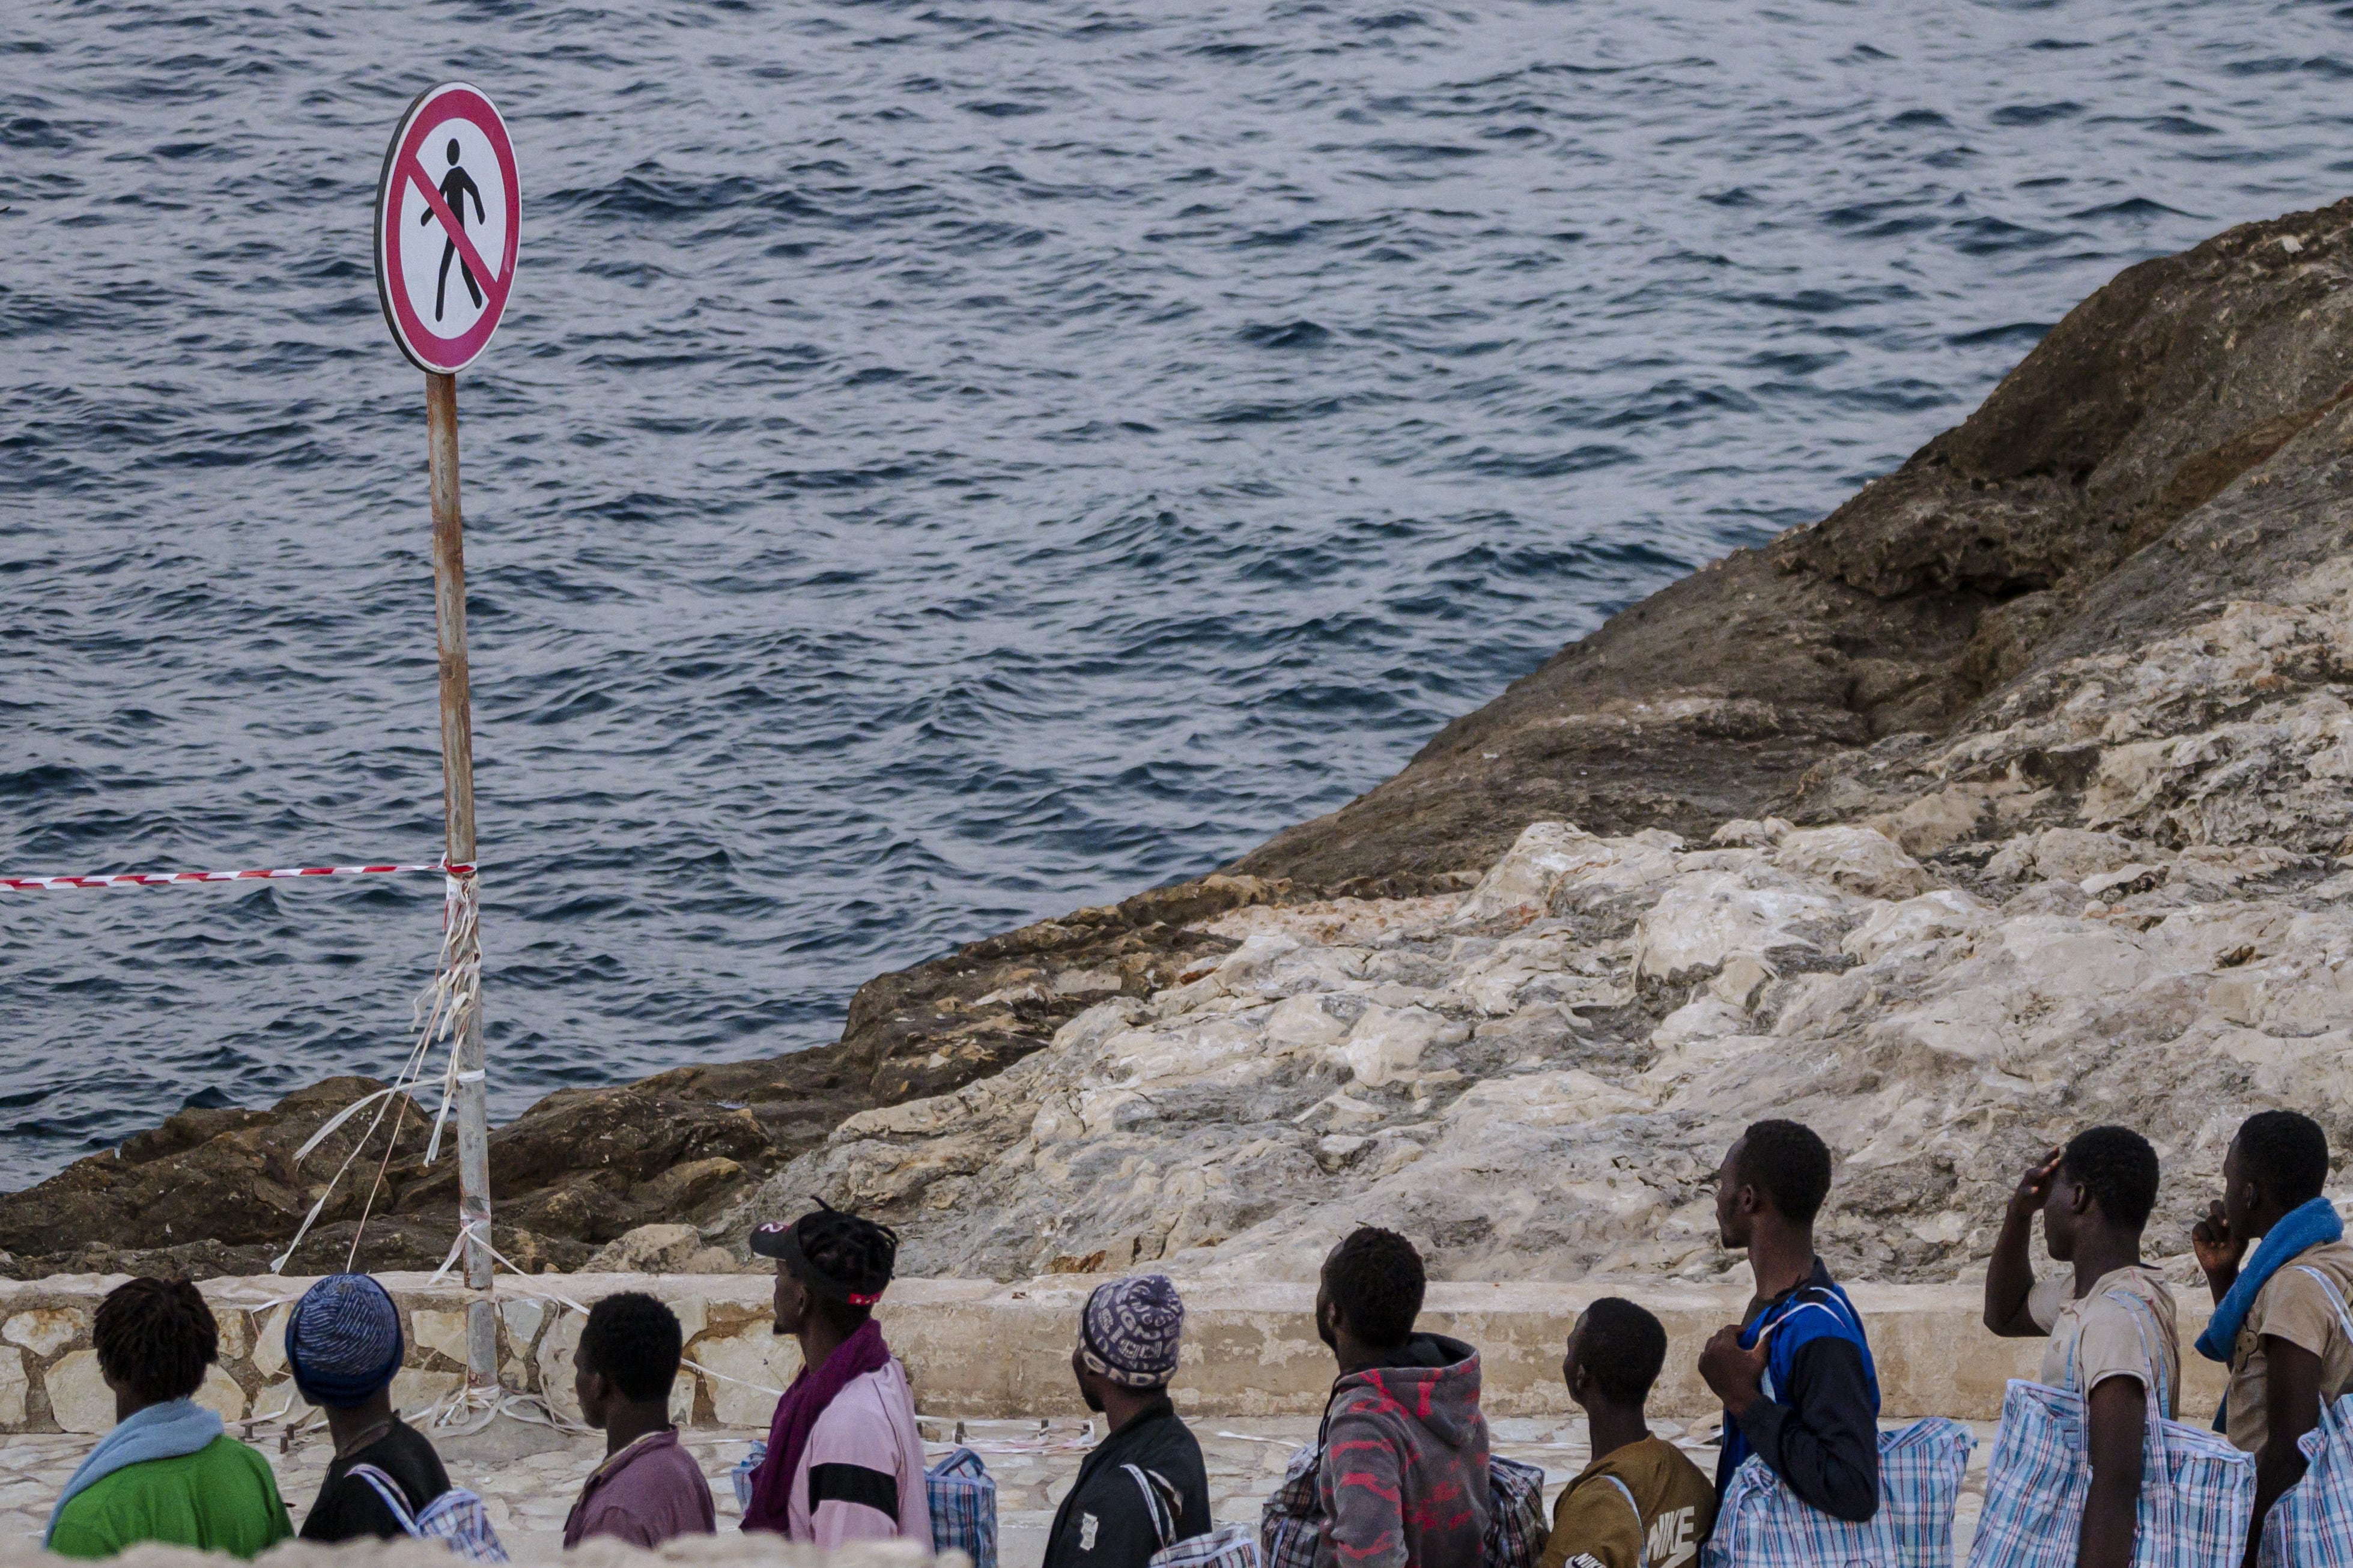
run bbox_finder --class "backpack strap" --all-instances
[344,1463,421,1537]
[1595,1473,1642,1536]
[1123,1463,1179,1552]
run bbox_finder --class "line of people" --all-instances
[43,1270,721,1558]
[38,1109,2353,1568]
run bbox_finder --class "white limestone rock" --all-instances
[1337,1006,1466,1086]
[502,1299,548,1355]
[1985,828,2152,884]
[1633,867,1848,981]
[390,1368,463,1416]
[1772,826,1931,900]
[708,810,2353,1292]
[411,1307,471,1367]
[1456,822,1677,921]
[252,1304,293,1377]
[690,1320,801,1427]
[535,1308,587,1425]
[1841,891,1993,964]
[194,1364,246,1423]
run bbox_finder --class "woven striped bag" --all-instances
[928,1446,1000,1568]
[1125,1463,1261,1568]
[1705,1418,1974,1568]
[2257,1266,2353,1567]
[345,1464,509,1564]
[1485,1454,1549,1568]
[1258,1444,1322,1568]
[1968,1289,2251,1568]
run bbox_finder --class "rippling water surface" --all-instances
[8,0,2353,1187]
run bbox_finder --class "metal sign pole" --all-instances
[376,82,515,1395]
[426,369,496,1388]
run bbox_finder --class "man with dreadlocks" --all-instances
[741,1202,932,1548]
[46,1277,293,1558]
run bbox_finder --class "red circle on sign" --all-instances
[374,83,520,374]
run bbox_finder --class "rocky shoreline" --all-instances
[12,195,2353,1283]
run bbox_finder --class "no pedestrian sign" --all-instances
[374,83,520,374]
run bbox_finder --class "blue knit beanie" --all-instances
[286,1273,405,1408]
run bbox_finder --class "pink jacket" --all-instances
[784,1358,932,1549]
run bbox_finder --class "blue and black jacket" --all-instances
[1714,1258,1882,1522]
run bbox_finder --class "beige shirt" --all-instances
[2224,1240,2353,1458]
[2028,1264,2181,1416]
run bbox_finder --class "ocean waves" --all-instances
[5,0,2352,1185]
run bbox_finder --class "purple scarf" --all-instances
[742,1318,892,1535]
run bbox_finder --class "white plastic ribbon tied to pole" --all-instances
[2,859,469,892]
[270,864,484,1274]
[0,847,479,1276]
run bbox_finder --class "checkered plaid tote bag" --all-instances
[346,1464,510,1563]
[928,1445,1000,1568]
[2259,1267,2353,1567]
[1125,1462,1262,1568]
[1880,1418,1976,1568]
[2260,1393,2353,1567]
[1485,1454,1549,1568]
[1969,1290,2251,1568]
[1259,1444,1322,1568]
[1704,1418,1972,1568]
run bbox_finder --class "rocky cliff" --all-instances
[11,196,2353,1282]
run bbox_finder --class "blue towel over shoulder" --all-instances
[44,1397,223,1544]
[2196,1196,2344,1363]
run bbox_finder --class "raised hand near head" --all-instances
[2006,1146,2063,1224]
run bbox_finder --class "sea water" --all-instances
[6,0,2352,1185]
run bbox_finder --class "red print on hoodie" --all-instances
[1316,1334,1491,1568]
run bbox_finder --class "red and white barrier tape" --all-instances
[2,861,473,892]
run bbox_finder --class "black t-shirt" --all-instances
[300,1417,453,1542]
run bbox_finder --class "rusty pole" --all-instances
[426,369,497,1390]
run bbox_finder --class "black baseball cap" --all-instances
[750,1203,897,1307]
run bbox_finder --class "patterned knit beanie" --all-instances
[1079,1274,1185,1388]
[285,1273,405,1409]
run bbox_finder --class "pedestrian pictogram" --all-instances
[373,83,520,374]
[428,138,487,320]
